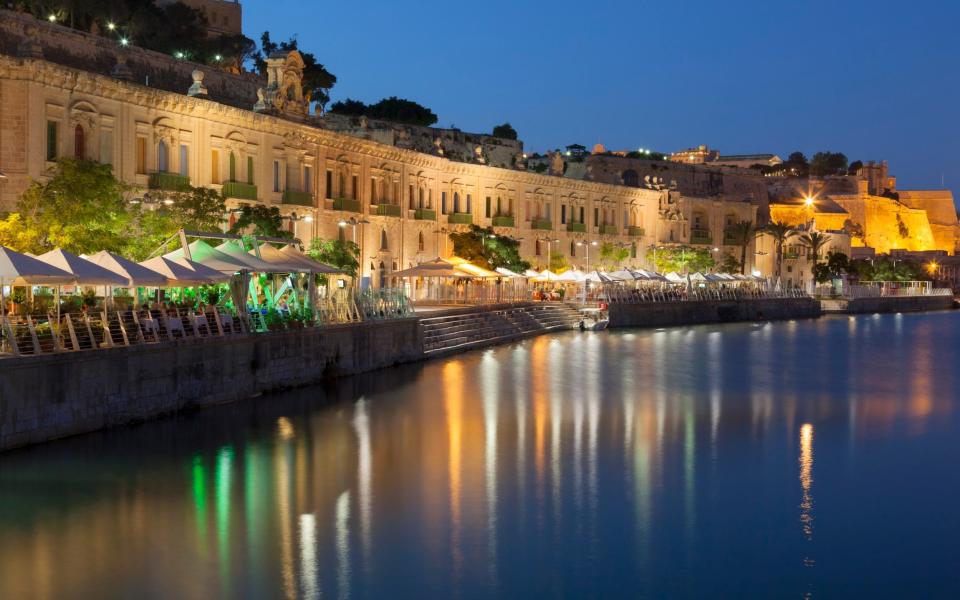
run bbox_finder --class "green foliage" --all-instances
[725,220,756,274]
[307,239,360,279]
[329,96,438,127]
[598,242,630,270]
[549,250,569,273]
[809,151,849,177]
[763,221,797,278]
[257,33,337,111]
[13,158,134,255]
[645,246,715,273]
[228,204,290,240]
[848,160,863,175]
[492,123,518,140]
[896,213,910,239]
[850,257,926,282]
[798,231,831,263]
[719,253,741,274]
[843,219,865,242]
[448,225,529,273]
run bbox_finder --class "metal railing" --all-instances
[816,281,954,299]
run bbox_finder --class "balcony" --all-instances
[332,197,361,213]
[531,218,553,231]
[626,226,645,237]
[690,229,712,245]
[414,208,436,220]
[723,235,741,246]
[492,215,515,228]
[282,189,314,207]
[375,204,402,217]
[148,171,190,192]
[222,180,258,200]
[448,212,473,225]
[566,222,586,233]
[784,251,800,260]
[599,224,618,235]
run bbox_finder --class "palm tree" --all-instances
[725,220,757,274]
[763,221,796,281]
[798,231,831,290]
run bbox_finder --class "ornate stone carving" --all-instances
[549,152,565,176]
[187,70,208,97]
[253,51,309,120]
[110,53,133,82]
[473,145,486,165]
[433,137,445,157]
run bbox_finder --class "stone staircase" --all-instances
[420,303,582,356]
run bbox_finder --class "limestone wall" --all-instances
[0,9,262,108]
[820,295,954,314]
[0,319,423,451]
[608,298,822,328]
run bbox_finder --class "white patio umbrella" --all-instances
[495,267,525,278]
[0,247,75,321]
[279,245,343,275]
[36,248,129,286]
[139,256,231,286]
[82,251,169,287]
[251,243,314,273]
[164,240,253,276]
[214,241,280,273]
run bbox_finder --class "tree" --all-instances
[719,253,741,274]
[15,158,135,255]
[763,221,797,281]
[809,151,848,177]
[328,96,438,126]
[798,231,831,289]
[228,204,291,239]
[448,225,529,273]
[847,160,863,176]
[125,186,227,260]
[307,239,360,278]
[896,213,910,239]
[645,246,715,274]
[725,220,756,274]
[598,242,630,270]
[780,151,809,177]
[257,33,337,112]
[549,250,569,273]
[492,123,518,140]
[843,219,865,244]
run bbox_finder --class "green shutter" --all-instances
[247,156,254,184]
[229,153,236,181]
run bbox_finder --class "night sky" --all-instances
[243,0,959,201]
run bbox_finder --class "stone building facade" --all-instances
[0,53,666,285]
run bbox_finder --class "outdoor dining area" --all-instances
[391,257,786,307]
[0,231,413,357]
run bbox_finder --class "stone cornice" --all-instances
[0,55,656,202]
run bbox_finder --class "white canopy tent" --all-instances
[36,248,129,287]
[0,247,75,319]
[164,240,254,276]
[139,256,231,286]
[82,251,169,287]
[214,241,278,273]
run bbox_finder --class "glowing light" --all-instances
[799,424,814,541]
[119,37,129,46]
[303,214,314,223]
[214,54,222,61]
[804,196,814,207]
[175,51,185,59]
[107,22,116,31]
[338,220,348,227]
[48,14,57,22]
[162,198,175,206]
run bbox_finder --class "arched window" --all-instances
[380,229,388,251]
[418,232,425,252]
[157,139,168,172]
[74,125,85,159]
[622,169,639,187]
[228,152,236,181]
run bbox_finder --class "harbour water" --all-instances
[1,312,959,598]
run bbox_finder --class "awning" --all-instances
[447,256,500,278]
[278,245,343,274]
[495,267,526,278]
[250,243,315,273]
[0,246,75,286]
[213,240,279,272]
[82,251,169,287]
[393,258,476,279]
[139,256,231,285]
[164,240,254,275]
[36,248,129,286]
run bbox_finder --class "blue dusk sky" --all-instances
[243,0,960,201]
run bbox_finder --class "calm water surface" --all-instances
[2,312,960,599]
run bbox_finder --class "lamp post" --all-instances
[577,240,598,271]
[339,216,369,286]
[540,237,559,271]
[433,226,449,259]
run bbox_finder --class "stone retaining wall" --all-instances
[820,295,955,314]
[608,298,822,328]
[0,318,422,451]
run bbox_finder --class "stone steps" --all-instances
[420,304,582,355]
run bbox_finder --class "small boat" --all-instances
[578,307,609,332]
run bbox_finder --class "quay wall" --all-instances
[820,295,955,314]
[608,298,822,328]
[0,318,422,451]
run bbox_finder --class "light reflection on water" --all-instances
[1,312,959,599]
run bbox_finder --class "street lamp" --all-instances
[576,240,598,271]
[338,216,368,244]
[433,227,449,258]
[0,170,7,179]
[540,237,559,270]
